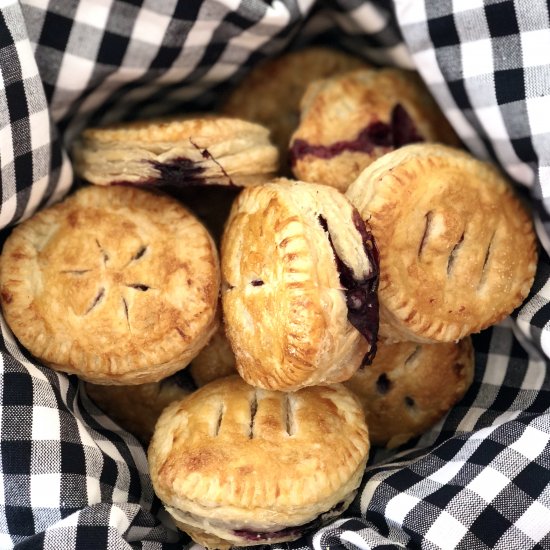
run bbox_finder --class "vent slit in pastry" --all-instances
[249,390,258,439]
[122,297,131,331]
[446,232,465,276]
[95,239,109,264]
[61,269,91,275]
[132,246,147,261]
[478,232,495,289]
[127,284,150,291]
[404,396,415,408]
[250,279,264,287]
[418,211,433,258]
[284,394,296,436]
[376,373,391,394]
[86,287,105,314]
[404,345,421,365]
[213,402,224,437]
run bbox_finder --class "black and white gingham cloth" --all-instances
[1,1,550,548]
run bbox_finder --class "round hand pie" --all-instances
[148,375,370,549]
[73,116,278,187]
[0,185,220,384]
[289,68,460,191]
[86,370,194,443]
[221,178,379,391]
[346,144,538,343]
[345,338,474,448]
[221,47,369,168]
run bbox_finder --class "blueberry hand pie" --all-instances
[73,116,278,188]
[221,179,379,391]
[85,370,194,443]
[0,185,220,384]
[222,47,369,169]
[148,376,370,549]
[345,338,474,448]
[346,144,538,343]
[289,68,460,191]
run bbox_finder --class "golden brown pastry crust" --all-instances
[85,374,193,443]
[148,376,369,547]
[73,116,278,187]
[0,185,220,384]
[189,323,236,387]
[345,338,474,448]
[221,178,378,391]
[346,144,538,343]
[222,47,369,168]
[290,68,460,191]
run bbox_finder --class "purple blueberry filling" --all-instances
[318,211,379,366]
[149,157,208,186]
[289,103,424,166]
[232,500,347,541]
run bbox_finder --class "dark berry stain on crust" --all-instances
[1,290,12,304]
[233,500,347,542]
[289,103,424,166]
[189,139,236,186]
[317,211,379,366]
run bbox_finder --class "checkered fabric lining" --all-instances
[1,0,550,549]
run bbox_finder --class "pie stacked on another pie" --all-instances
[0,185,220,384]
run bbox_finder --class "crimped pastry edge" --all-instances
[0,185,221,384]
[346,143,538,343]
[221,178,376,390]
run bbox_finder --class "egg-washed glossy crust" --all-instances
[148,376,370,548]
[346,143,538,343]
[221,178,379,391]
[290,68,460,191]
[345,338,474,448]
[0,185,220,384]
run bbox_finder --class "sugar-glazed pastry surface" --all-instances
[346,144,538,343]
[345,338,474,449]
[289,68,460,191]
[222,47,369,168]
[148,376,370,549]
[0,185,220,384]
[86,371,194,443]
[73,116,278,187]
[221,178,379,391]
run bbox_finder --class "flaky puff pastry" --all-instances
[85,372,194,443]
[0,186,220,384]
[221,179,379,391]
[346,144,538,343]
[222,47,369,168]
[73,116,278,187]
[345,338,474,449]
[289,68,460,191]
[148,376,370,549]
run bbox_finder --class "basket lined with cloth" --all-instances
[1,0,550,548]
